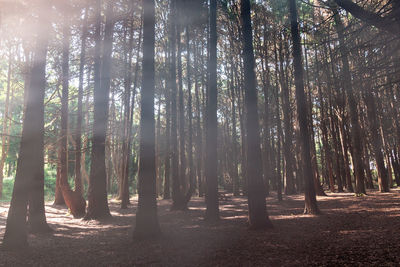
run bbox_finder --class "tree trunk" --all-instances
[3,1,52,249]
[204,0,219,221]
[332,6,366,194]
[133,0,161,239]
[241,0,273,228]
[278,35,295,195]
[59,15,86,219]
[289,0,320,214]
[84,0,113,220]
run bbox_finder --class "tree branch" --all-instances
[334,0,398,35]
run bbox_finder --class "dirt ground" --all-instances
[1,189,400,266]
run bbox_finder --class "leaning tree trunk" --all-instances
[133,0,161,239]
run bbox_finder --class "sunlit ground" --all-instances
[1,189,400,265]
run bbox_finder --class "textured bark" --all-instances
[241,0,272,228]
[133,0,161,239]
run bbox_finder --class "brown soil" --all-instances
[1,189,400,266]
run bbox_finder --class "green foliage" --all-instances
[1,177,14,202]
[0,165,57,202]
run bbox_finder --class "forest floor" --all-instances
[1,189,400,266]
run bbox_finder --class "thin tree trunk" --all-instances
[204,0,219,221]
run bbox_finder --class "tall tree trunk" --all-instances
[133,0,161,239]
[3,0,52,249]
[332,5,366,194]
[121,8,136,209]
[186,25,195,200]
[278,35,295,195]
[85,0,113,220]
[204,0,219,221]
[59,14,86,219]
[289,0,319,214]
[170,0,184,210]
[229,56,240,196]
[194,41,203,197]
[363,89,389,192]
[177,4,187,194]
[241,0,272,228]
[75,6,88,199]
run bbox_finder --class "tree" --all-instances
[133,0,161,239]
[58,6,86,219]
[333,0,399,36]
[2,0,52,249]
[84,0,113,220]
[288,0,320,214]
[204,0,220,222]
[240,0,272,229]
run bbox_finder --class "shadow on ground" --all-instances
[1,189,400,266]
